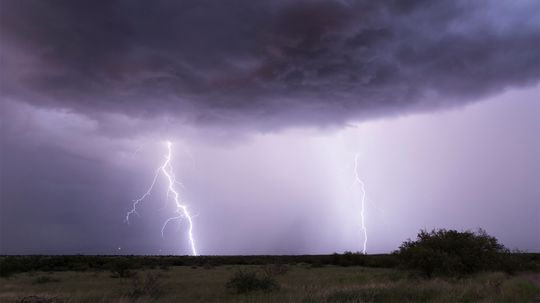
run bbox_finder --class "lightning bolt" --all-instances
[126,141,198,256]
[353,153,368,254]
[125,167,160,223]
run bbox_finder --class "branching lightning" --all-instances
[125,167,160,223]
[353,153,368,254]
[126,141,198,256]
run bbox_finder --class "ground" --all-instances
[1,265,539,303]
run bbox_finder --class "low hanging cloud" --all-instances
[1,0,539,130]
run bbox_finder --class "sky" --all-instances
[0,0,539,255]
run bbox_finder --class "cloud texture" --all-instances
[1,1,539,255]
[1,0,539,129]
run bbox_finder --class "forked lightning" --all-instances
[126,141,198,256]
[353,153,368,254]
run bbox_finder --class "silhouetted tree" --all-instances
[396,229,505,276]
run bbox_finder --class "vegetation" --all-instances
[0,265,538,302]
[0,254,399,278]
[395,229,537,277]
[31,276,61,285]
[225,270,280,293]
[110,258,136,278]
[20,295,61,303]
[128,272,163,299]
[1,229,538,302]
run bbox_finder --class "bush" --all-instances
[498,250,538,275]
[225,270,280,293]
[365,254,399,268]
[396,229,506,277]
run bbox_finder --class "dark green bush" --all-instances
[225,270,279,293]
[396,229,506,277]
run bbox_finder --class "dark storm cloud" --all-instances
[1,0,539,128]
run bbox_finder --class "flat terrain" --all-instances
[1,265,539,303]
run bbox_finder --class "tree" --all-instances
[396,229,505,277]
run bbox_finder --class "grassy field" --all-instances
[1,264,539,303]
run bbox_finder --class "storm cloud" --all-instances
[1,1,539,255]
[1,0,539,129]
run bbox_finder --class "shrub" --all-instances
[365,254,399,268]
[396,229,506,277]
[225,270,279,293]
[497,250,538,275]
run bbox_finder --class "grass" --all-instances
[0,265,538,302]
[32,275,61,284]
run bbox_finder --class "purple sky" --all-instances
[1,0,539,255]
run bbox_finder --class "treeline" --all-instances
[2,229,539,278]
[0,253,396,277]
[1,252,538,278]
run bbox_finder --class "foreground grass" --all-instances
[1,265,538,303]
